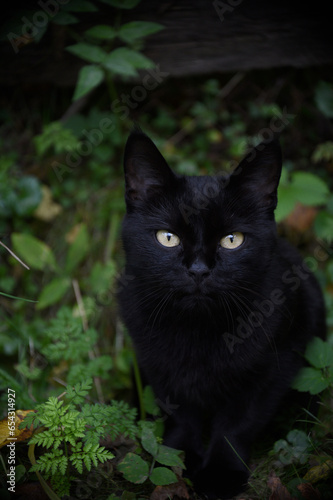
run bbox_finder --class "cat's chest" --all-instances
[141,332,246,406]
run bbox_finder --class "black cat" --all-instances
[118,130,326,499]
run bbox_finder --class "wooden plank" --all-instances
[0,0,332,86]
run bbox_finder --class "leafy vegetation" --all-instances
[0,1,333,498]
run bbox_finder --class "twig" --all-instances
[72,279,105,404]
[0,240,30,270]
[72,278,88,331]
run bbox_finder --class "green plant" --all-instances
[275,168,330,222]
[273,429,312,466]
[19,381,185,497]
[10,223,118,311]
[118,420,185,487]
[65,1,164,101]
[0,154,42,219]
[21,379,136,496]
[292,337,333,395]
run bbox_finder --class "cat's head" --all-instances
[120,130,282,317]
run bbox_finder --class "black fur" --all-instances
[118,130,326,498]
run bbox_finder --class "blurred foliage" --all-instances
[0,2,333,497]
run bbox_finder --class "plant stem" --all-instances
[132,351,145,421]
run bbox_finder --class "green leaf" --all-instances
[155,445,185,468]
[304,337,333,369]
[118,453,149,484]
[11,233,56,271]
[291,367,330,395]
[312,141,333,163]
[103,47,155,77]
[117,47,156,69]
[315,81,333,118]
[72,64,105,101]
[141,422,158,456]
[314,211,333,244]
[291,172,329,206]
[15,465,26,483]
[276,184,298,222]
[85,25,117,40]
[118,21,164,43]
[52,12,79,25]
[142,385,160,416]
[149,467,177,486]
[102,49,138,77]
[276,170,329,221]
[34,121,80,156]
[36,277,71,310]
[65,223,89,274]
[66,43,107,64]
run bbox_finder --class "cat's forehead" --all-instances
[181,175,224,208]
[172,174,230,230]
[181,175,224,202]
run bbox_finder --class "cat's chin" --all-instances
[176,290,217,313]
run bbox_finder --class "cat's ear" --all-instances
[123,130,175,203]
[231,139,282,210]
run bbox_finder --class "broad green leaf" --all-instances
[103,49,138,77]
[314,211,333,244]
[103,48,155,77]
[12,233,56,271]
[65,223,89,274]
[118,21,164,44]
[276,170,329,222]
[36,277,71,310]
[315,81,333,118]
[149,466,177,486]
[85,25,117,40]
[287,429,310,448]
[304,337,333,369]
[291,172,329,206]
[52,12,79,25]
[72,64,104,101]
[291,367,330,395]
[142,385,160,416]
[118,453,149,484]
[275,184,298,222]
[141,422,158,456]
[155,445,185,468]
[116,47,155,69]
[66,43,107,64]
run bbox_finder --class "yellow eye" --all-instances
[156,230,180,248]
[220,232,244,249]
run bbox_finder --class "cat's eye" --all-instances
[156,230,180,248]
[220,232,244,250]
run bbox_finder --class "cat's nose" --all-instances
[188,258,210,282]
